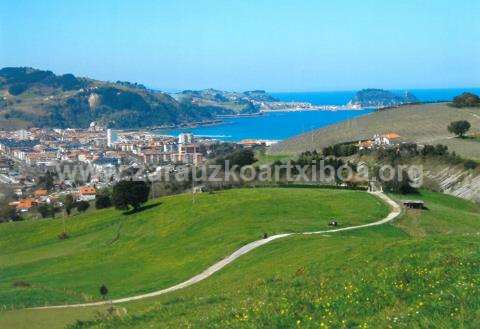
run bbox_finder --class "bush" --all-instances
[323,143,359,157]
[95,195,112,209]
[0,205,19,222]
[218,148,256,168]
[37,204,57,218]
[112,180,150,211]
[452,92,480,108]
[58,232,70,240]
[464,160,477,170]
[76,201,90,213]
[8,83,27,95]
[379,169,418,195]
[448,120,471,138]
[12,280,30,288]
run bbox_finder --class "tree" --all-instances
[8,83,27,95]
[464,160,477,170]
[38,171,55,191]
[448,120,471,138]
[64,194,75,216]
[61,194,75,237]
[95,194,112,209]
[217,148,256,169]
[0,205,19,222]
[380,169,418,195]
[76,200,90,213]
[37,203,56,218]
[100,284,109,299]
[452,92,480,108]
[112,180,150,211]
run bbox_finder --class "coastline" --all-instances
[152,107,368,132]
[153,108,376,142]
[147,118,224,131]
[260,107,365,113]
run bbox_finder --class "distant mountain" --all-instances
[0,67,278,130]
[348,89,418,108]
[173,89,277,115]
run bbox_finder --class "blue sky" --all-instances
[1,0,479,91]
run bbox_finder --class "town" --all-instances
[0,123,269,214]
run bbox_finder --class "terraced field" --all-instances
[270,103,480,159]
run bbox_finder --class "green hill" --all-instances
[1,189,479,328]
[0,67,218,129]
[173,89,276,115]
[0,68,280,129]
[348,88,418,108]
[270,103,480,159]
[0,188,386,309]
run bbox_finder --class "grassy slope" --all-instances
[253,150,293,166]
[0,188,387,309]
[2,190,479,328]
[269,103,480,159]
[76,191,480,328]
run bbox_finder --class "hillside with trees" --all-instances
[173,89,276,115]
[451,92,480,108]
[347,88,418,108]
[0,67,275,129]
[270,102,480,159]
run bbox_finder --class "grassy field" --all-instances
[253,150,293,166]
[1,189,479,328]
[0,187,387,310]
[2,189,478,328]
[269,103,480,159]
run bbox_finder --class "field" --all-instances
[0,188,387,310]
[269,103,480,159]
[1,189,479,328]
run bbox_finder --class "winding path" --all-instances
[32,191,401,310]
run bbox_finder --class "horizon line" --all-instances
[2,65,479,95]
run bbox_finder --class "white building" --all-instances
[178,133,194,144]
[373,133,400,147]
[107,129,118,147]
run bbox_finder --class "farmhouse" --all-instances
[373,133,401,147]
[358,133,401,150]
[78,186,97,201]
[34,189,48,198]
[358,140,374,150]
[15,198,38,212]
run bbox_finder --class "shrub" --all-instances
[452,92,480,108]
[12,280,30,288]
[112,180,150,211]
[76,201,90,213]
[217,148,256,168]
[379,169,418,195]
[58,232,70,240]
[323,143,359,157]
[37,204,57,218]
[464,160,477,170]
[95,195,112,209]
[8,83,27,95]
[448,120,471,138]
[0,205,19,222]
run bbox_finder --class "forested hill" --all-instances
[0,67,271,129]
[173,89,276,115]
[348,88,418,108]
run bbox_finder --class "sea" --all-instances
[162,88,480,142]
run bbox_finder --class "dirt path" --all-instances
[32,191,401,310]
